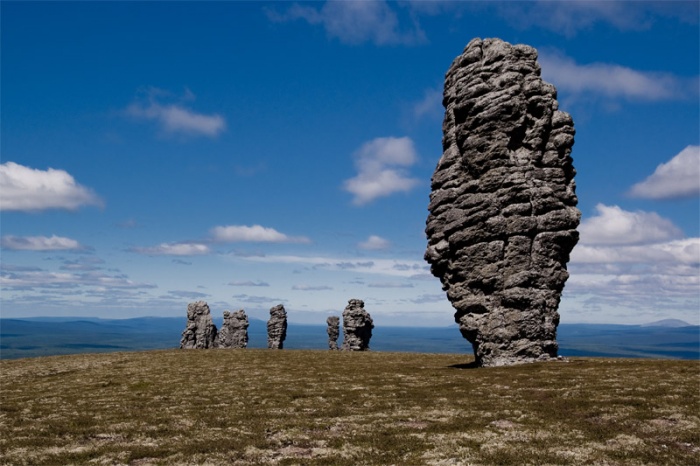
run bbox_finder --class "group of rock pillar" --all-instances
[180,299,374,351]
[181,38,580,367]
[325,299,374,351]
[180,301,286,350]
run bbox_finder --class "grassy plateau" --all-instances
[0,349,698,465]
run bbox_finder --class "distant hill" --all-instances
[2,317,699,360]
[640,318,693,328]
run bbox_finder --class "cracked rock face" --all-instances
[425,38,580,367]
[341,299,374,351]
[326,316,340,350]
[219,309,249,349]
[180,301,218,349]
[267,304,288,349]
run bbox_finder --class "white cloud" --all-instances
[167,290,209,299]
[367,281,414,289]
[229,280,270,287]
[565,251,700,320]
[211,225,311,243]
[539,52,697,101]
[60,257,105,272]
[358,235,391,250]
[1,235,86,251]
[566,268,699,300]
[578,204,683,246]
[566,204,699,322]
[344,136,421,205]
[573,238,700,265]
[1,268,156,290]
[0,162,102,212]
[235,253,428,278]
[628,145,700,199]
[495,1,698,37]
[292,284,334,291]
[131,242,211,256]
[232,293,287,305]
[412,86,443,120]
[126,88,225,137]
[269,1,424,46]
[410,293,447,304]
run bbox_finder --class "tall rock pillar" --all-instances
[180,301,218,349]
[326,316,340,350]
[267,304,288,349]
[425,38,580,366]
[341,299,374,351]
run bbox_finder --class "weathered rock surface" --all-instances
[326,316,340,350]
[267,304,288,349]
[341,299,374,351]
[425,38,580,367]
[218,309,249,349]
[180,301,218,349]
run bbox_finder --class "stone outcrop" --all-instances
[180,301,218,349]
[326,316,340,350]
[218,309,249,349]
[267,304,288,349]
[341,299,374,351]
[424,38,580,367]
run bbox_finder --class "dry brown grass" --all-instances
[1,349,698,465]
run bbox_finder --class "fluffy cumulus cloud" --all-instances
[1,235,86,251]
[131,242,211,256]
[0,162,102,212]
[628,145,700,199]
[211,225,310,243]
[567,204,699,322]
[539,52,698,101]
[578,204,683,246]
[344,136,421,205]
[358,235,391,250]
[125,88,225,137]
[268,0,424,46]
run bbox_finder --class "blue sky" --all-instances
[2,1,698,326]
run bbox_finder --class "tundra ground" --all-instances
[1,350,698,465]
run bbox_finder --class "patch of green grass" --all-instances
[1,350,698,465]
